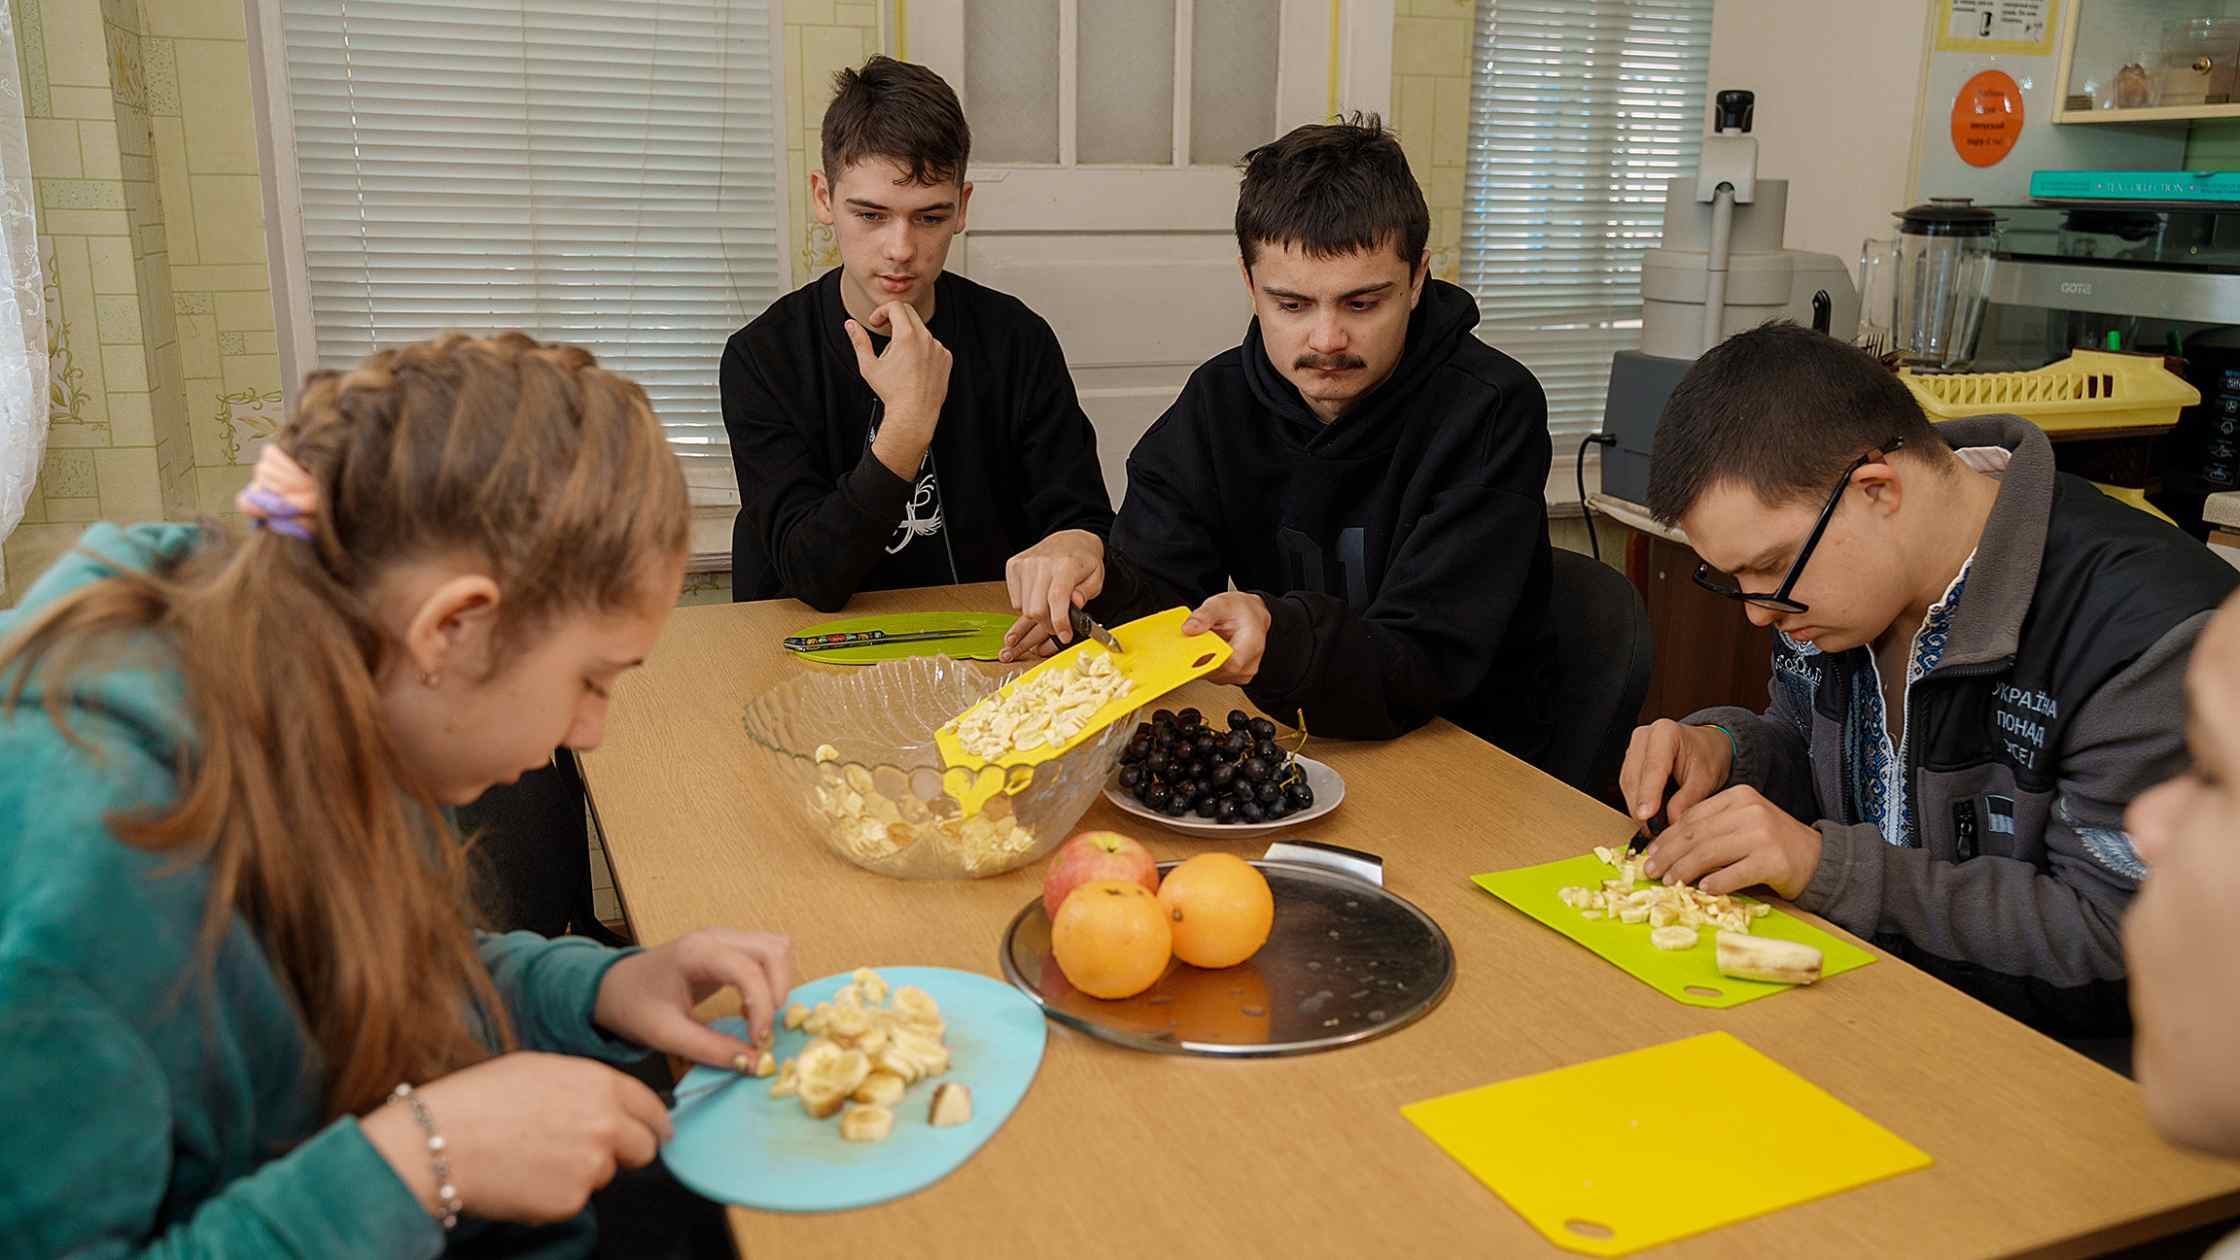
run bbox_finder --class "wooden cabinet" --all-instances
[1627,531,1773,723]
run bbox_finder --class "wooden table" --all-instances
[581,584,2240,1258]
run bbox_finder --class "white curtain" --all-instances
[0,0,48,598]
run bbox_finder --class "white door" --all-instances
[905,0,1393,506]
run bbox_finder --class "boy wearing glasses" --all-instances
[1620,323,2234,1034]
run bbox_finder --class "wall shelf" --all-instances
[2055,101,2240,123]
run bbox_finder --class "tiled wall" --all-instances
[783,0,886,287]
[3,0,279,602]
[148,0,285,525]
[1389,0,1475,285]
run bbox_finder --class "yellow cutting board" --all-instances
[1473,854,1876,1007]
[1402,1032,1933,1255]
[934,607,1231,815]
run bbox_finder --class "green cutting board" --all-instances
[1474,854,1876,1008]
[787,611,1015,664]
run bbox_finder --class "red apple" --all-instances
[1042,830,1158,919]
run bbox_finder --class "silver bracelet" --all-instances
[390,1082,463,1230]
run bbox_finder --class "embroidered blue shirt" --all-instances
[1787,556,1974,850]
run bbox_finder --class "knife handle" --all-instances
[783,630,886,652]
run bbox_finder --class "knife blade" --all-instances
[1069,607,1124,654]
[1626,808,1667,856]
[782,627,978,653]
[664,1067,759,1119]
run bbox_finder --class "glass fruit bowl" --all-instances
[740,654,1137,880]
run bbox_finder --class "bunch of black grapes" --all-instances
[1115,707,1314,823]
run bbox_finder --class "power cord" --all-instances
[1577,432,1618,562]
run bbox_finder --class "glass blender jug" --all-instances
[1858,198,1999,370]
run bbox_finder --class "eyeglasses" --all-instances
[1692,436,1906,615]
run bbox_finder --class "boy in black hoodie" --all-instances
[721,58,1113,614]
[1005,116,1556,757]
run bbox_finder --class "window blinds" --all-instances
[275,0,786,504]
[1461,0,1714,439]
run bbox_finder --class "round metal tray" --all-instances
[997,858,1454,1057]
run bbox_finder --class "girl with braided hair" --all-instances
[0,333,791,1256]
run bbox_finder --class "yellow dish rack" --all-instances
[1899,349,2199,435]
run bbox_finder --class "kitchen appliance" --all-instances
[1858,198,2000,369]
[1599,90,1860,504]
[1966,199,2240,523]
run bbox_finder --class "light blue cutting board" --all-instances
[661,967,1047,1213]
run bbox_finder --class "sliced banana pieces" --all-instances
[764,968,963,1145]
[1562,849,1778,947]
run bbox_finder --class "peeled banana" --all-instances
[1714,931,1822,984]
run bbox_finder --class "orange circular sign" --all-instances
[1951,70,2024,168]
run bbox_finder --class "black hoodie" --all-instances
[720,268,1114,610]
[1092,279,1555,754]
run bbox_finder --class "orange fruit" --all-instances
[1051,879,1173,999]
[1157,853,1275,969]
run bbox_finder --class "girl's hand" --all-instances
[593,929,796,1066]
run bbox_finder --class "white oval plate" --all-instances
[1101,752,1344,838]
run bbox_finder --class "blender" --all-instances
[1859,198,1999,370]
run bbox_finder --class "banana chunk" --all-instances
[1649,925,1698,952]
[750,1049,777,1078]
[768,1058,799,1099]
[1715,931,1822,984]
[783,1003,809,1031]
[890,985,943,1027]
[853,1070,907,1107]
[850,968,890,1006]
[928,1082,973,1128]
[796,1042,872,1119]
[826,1004,874,1045]
[839,1104,895,1143]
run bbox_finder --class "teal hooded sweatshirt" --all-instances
[0,524,650,1257]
